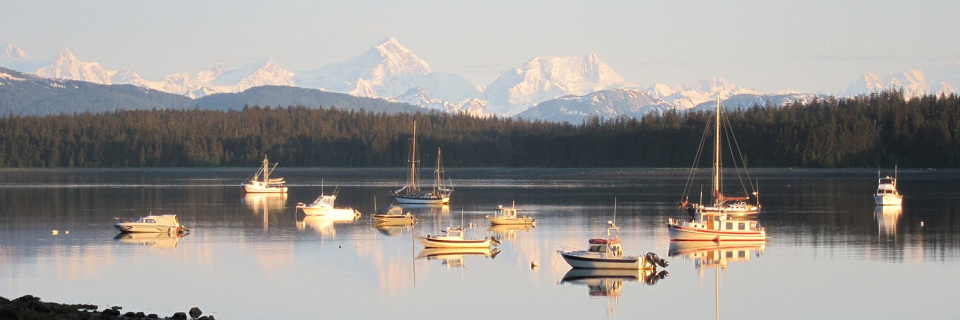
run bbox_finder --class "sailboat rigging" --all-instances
[391,121,453,204]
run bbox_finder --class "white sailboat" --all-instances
[391,121,453,204]
[242,156,288,193]
[874,166,903,206]
[680,96,761,217]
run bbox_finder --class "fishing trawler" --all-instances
[242,156,288,193]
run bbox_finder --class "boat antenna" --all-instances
[321,178,324,195]
[461,209,465,228]
[613,197,617,226]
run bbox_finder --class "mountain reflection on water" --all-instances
[1,168,958,319]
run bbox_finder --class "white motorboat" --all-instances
[391,121,453,204]
[679,96,761,218]
[418,226,500,248]
[559,221,668,270]
[667,212,766,241]
[114,214,185,234]
[371,205,417,225]
[874,167,903,206]
[485,202,535,226]
[242,156,288,193]
[297,192,361,219]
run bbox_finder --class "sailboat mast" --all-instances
[435,148,442,192]
[713,96,722,206]
[409,121,419,193]
[263,156,270,183]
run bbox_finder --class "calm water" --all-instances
[1,168,959,319]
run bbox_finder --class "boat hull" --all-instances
[113,223,180,233]
[874,194,903,206]
[418,237,494,248]
[558,251,650,269]
[486,216,536,226]
[372,214,416,225]
[667,222,766,241]
[242,183,288,193]
[394,195,450,204]
[299,207,360,219]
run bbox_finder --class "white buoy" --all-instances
[920,221,924,227]
[530,261,538,269]
[51,230,58,235]
[65,231,70,235]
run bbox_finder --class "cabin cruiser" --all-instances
[485,203,535,226]
[874,168,903,206]
[297,192,361,219]
[418,226,500,248]
[242,156,288,193]
[559,221,668,270]
[114,214,186,234]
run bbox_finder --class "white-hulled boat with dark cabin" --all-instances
[242,156,288,193]
[114,214,185,234]
[559,221,668,270]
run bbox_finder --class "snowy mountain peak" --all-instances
[367,36,431,75]
[36,48,113,84]
[3,43,27,59]
[483,52,635,115]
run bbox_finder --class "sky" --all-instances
[2,0,958,94]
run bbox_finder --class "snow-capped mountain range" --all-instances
[3,39,958,122]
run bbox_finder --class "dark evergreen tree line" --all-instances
[0,90,957,168]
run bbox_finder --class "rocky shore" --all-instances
[0,295,212,320]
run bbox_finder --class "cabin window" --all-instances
[726,222,733,230]
[738,223,746,230]
[739,251,746,258]
[726,251,734,258]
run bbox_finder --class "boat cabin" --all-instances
[494,205,519,218]
[876,177,898,194]
[692,213,762,232]
[587,238,624,257]
[137,214,179,226]
[441,227,465,238]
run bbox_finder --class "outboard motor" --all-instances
[644,270,669,285]
[645,252,669,268]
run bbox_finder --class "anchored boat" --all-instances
[391,121,453,204]
[371,205,417,225]
[418,226,500,248]
[297,191,361,219]
[874,166,903,206]
[667,212,766,241]
[485,202,535,226]
[114,214,186,234]
[242,156,288,193]
[679,96,761,218]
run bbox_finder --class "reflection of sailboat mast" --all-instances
[716,255,720,320]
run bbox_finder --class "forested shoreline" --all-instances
[0,90,957,168]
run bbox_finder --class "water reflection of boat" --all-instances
[242,193,288,211]
[371,205,417,225]
[561,268,669,295]
[241,156,288,193]
[668,241,766,270]
[373,224,413,237]
[485,203,535,226]
[875,205,903,235]
[487,224,534,242]
[298,215,359,237]
[114,232,182,249]
[416,247,500,268]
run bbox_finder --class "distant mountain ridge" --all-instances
[0,67,420,116]
[7,38,956,122]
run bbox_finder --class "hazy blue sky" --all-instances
[2,0,957,93]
